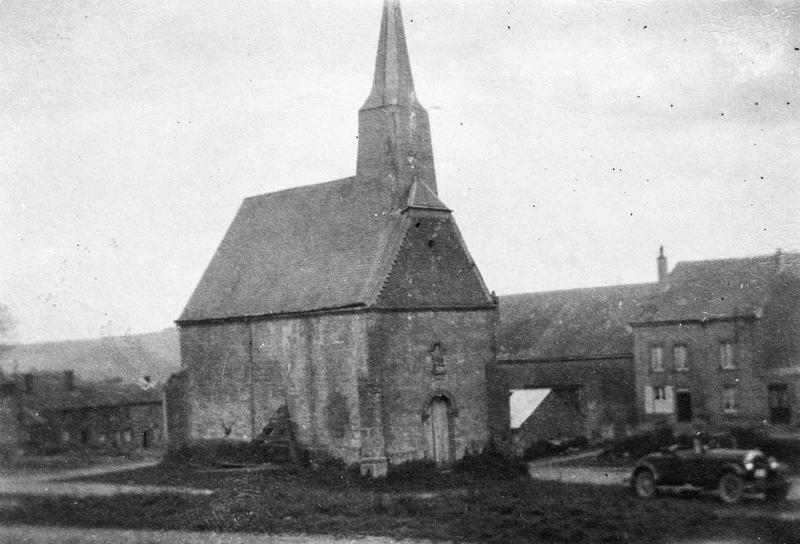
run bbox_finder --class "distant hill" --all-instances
[0,328,180,383]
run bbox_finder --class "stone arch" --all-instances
[419,389,459,420]
[421,390,458,465]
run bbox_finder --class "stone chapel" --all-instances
[168,0,498,475]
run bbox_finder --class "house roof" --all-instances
[638,252,800,323]
[9,372,161,412]
[498,283,661,361]
[0,329,179,383]
[179,177,427,322]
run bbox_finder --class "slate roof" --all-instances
[7,372,162,412]
[498,283,661,361]
[0,329,179,383]
[179,175,490,322]
[637,252,800,323]
[181,177,408,322]
[404,179,450,212]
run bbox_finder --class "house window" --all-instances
[674,345,689,371]
[60,431,70,443]
[650,346,665,372]
[122,430,132,444]
[723,386,738,413]
[720,341,735,369]
[644,385,674,414]
[768,384,791,425]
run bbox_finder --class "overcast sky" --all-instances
[2,0,799,343]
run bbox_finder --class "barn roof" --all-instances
[498,283,661,361]
[637,252,800,323]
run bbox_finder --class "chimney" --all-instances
[657,246,668,283]
[64,370,75,391]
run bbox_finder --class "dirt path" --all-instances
[0,458,211,498]
[0,459,160,483]
[0,525,439,544]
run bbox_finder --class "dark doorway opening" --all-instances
[769,384,791,425]
[676,391,692,422]
[142,430,150,449]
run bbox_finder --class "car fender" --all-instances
[721,462,745,478]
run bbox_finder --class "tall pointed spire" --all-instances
[357,0,437,198]
[363,0,416,109]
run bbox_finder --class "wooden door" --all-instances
[427,397,452,465]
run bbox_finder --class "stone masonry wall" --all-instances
[250,314,369,464]
[368,309,494,465]
[178,314,369,463]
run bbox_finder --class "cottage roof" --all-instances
[498,283,660,361]
[638,252,800,323]
[12,372,161,412]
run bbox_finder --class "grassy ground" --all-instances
[1,462,798,543]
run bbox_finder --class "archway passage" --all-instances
[425,396,452,465]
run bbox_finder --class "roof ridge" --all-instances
[501,282,659,299]
[674,251,800,267]
[243,176,357,201]
[364,214,413,305]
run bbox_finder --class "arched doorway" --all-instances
[424,396,453,465]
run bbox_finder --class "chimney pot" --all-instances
[657,246,668,283]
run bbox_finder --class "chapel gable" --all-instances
[376,214,492,308]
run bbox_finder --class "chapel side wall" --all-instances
[179,323,253,440]
[369,309,494,465]
[250,313,368,464]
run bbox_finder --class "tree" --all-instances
[0,303,17,344]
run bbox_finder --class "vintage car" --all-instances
[631,440,791,503]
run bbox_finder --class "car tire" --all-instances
[717,472,745,504]
[633,468,657,499]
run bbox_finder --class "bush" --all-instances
[522,436,590,461]
[162,439,293,467]
[455,441,527,478]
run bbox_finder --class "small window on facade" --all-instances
[80,429,90,444]
[720,341,735,369]
[723,386,738,413]
[644,385,674,413]
[122,430,132,444]
[650,346,664,372]
[60,431,70,443]
[674,345,688,371]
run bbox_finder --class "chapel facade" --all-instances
[168,1,497,476]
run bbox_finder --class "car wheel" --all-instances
[717,472,745,504]
[633,468,657,499]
